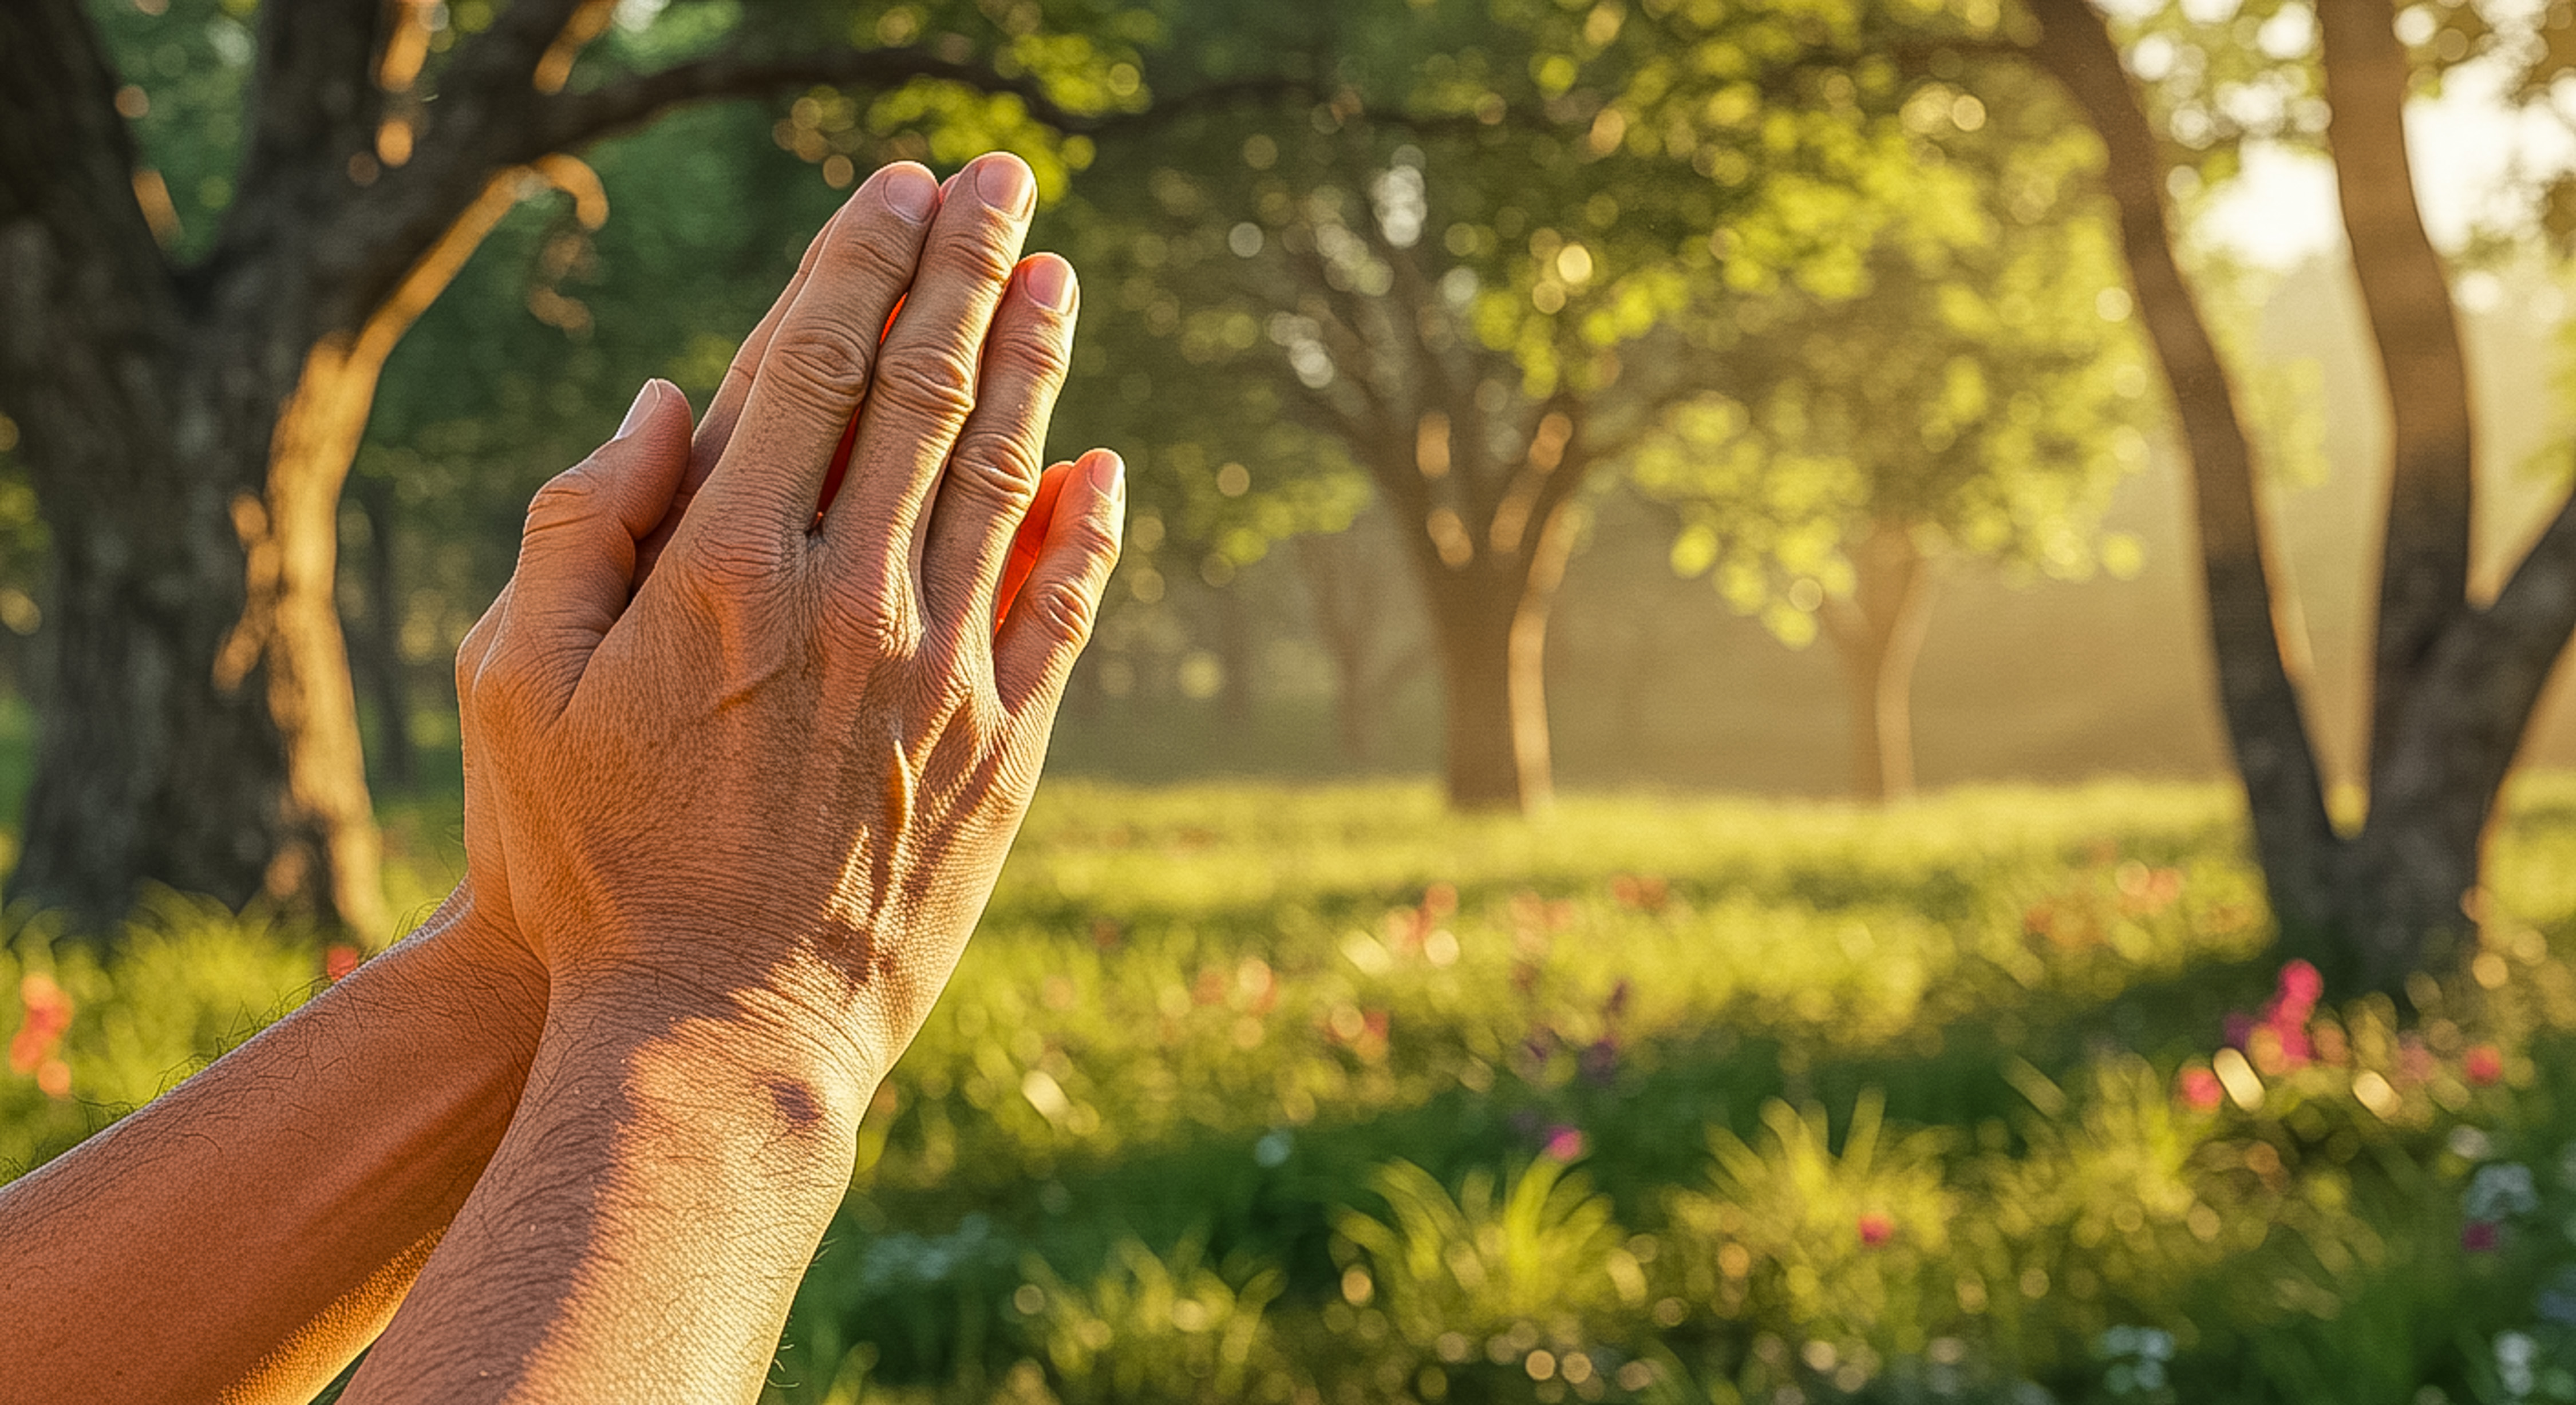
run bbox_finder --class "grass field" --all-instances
[10,777,2576,1403]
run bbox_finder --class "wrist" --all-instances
[541,981,879,1155]
[407,883,550,1034]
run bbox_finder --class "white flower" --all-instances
[2469,1164,2541,1222]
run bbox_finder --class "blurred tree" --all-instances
[1039,0,1973,812]
[0,0,1131,934]
[1635,66,2154,802]
[2016,0,2576,987]
[1039,170,1374,734]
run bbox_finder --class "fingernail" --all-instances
[1089,449,1124,499]
[976,155,1036,217]
[882,164,937,224]
[615,381,657,440]
[1022,255,1075,313]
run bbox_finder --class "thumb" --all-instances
[504,379,693,715]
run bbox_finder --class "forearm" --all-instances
[343,992,866,1404]
[0,890,546,1404]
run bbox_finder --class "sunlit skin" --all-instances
[0,151,1121,1404]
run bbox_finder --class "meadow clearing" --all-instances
[7,777,2575,1404]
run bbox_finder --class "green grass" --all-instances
[13,777,2576,1403]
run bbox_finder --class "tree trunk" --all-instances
[2025,0,2342,935]
[2315,0,2487,986]
[225,338,393,936]
[1820,520,1934,802]
[9,353,297,928]
[2024,0,2576,990]
[2319,0,2477,785]
[1420,503,1574,813]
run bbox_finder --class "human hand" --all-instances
[453,153,1120,1105]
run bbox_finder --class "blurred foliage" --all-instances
[1634,61,2151,646]
[17,779,2576,1400]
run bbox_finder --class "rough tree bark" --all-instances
[2024,0,2576,988]
[0,0,1089,935]
[1819,519,1935,802]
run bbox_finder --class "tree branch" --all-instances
[517,46,1306,160]
[514,47,1073,159]
[2317,0,2479,779]
[2484,481,2576,665]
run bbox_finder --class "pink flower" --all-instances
[1858,1213,1895,1248]
[2466,1046,2505,1087]
[2179,1067,2224,1112]
[2463,1221,2501,1253]
[2267,1023,2314,1070]
[1542,1125,1587,1162]
[2277,960,2324,1011]
[325,945,362,983]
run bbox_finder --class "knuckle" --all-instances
[1064,514,1123,568]
[931,221,1023,290]
[944,428,1046,510]
[1021,577,1099,644]
[679,531,787,592]
[825,584,915,663]
[767,319,879,403]
[991,320,1071,385]
[523,470,599,537]
[824,221,920,290]
[870,351,979,429]
[474,643,545,718]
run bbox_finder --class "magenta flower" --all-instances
[2179,1067,2223,1112]
[1542,1125,1586,1162]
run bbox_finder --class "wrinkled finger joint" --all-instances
[868,353,981,434]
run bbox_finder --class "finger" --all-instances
[995,461,1073,631]
[817,153,1037,571]
[633,222,835,586]
[995,448,1124,716]
[497,380,693,716]
[683,161,940,558]
[916,253,1078,646]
